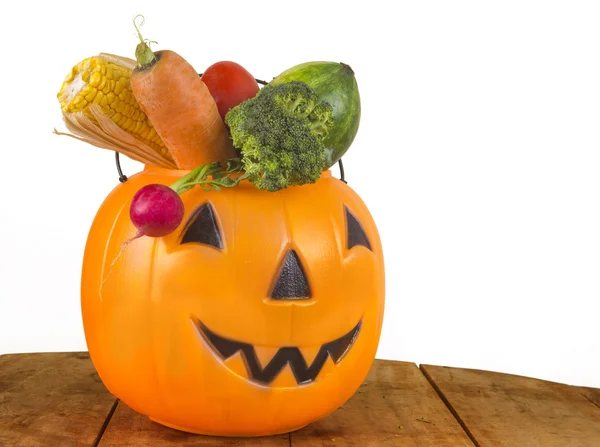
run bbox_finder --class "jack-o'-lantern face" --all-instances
[81,167,384,436]
[185,202,369,387]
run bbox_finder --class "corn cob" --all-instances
[57,54,176,168]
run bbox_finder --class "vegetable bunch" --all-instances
[56,15,361,240]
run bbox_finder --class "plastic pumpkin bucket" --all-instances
[80,165,385,436]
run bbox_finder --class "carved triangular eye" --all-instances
[180,203,223,249]
[345,206,372,251]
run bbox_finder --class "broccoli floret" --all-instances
[225,81,334,192]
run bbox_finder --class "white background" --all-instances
[1,1,599,388]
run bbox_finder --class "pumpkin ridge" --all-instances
[147,235,169,414]
[95,195,130,396]
[98,200,130,301]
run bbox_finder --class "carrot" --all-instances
[129,16,237,169]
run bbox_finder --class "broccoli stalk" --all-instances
[170,81,334,193]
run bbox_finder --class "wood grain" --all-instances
[580,387,600,410]
[421,364,600,447]
[98,401,290,446]
[290,360,474,446]
[6,352,600,446]
[0,352,117,447]
[0,352,76,393]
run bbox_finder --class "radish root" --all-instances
[98,230,144,298]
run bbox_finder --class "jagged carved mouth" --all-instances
[193,319,361,386]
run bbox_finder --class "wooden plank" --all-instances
[290,359,474,446]
[98,401,289,446]
[579,387,600,408]
[0,352,77,392]
[421,364,600,447]
[580,387,600,410]
[0,352,117,447]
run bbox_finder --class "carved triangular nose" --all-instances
[270,250,311,300]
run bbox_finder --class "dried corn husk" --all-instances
[55,53,177,169]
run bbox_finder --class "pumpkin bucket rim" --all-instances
[141,164,333,179]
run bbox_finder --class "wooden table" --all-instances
[1,353,599,446]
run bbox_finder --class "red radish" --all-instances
[130,184,184,238]
[102,184,184,291]
[201,61,260,120]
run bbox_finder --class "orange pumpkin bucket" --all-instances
[80,164,385,436]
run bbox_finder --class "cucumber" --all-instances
[270,61,361,168]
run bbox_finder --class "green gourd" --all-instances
[270,61,361,168]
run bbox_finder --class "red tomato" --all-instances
[201,61,260,120]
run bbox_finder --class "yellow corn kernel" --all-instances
[110,97,121,110]
[114,79,125,95]
[93,91,104,105]
[89,71,102,88]
[73,96,86,108]
[64,68,75,83]
[115,101,126,114]
[56,55,172,161]
[97,75,107,91]
[85,90,97,102]
[80,84,93,97]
